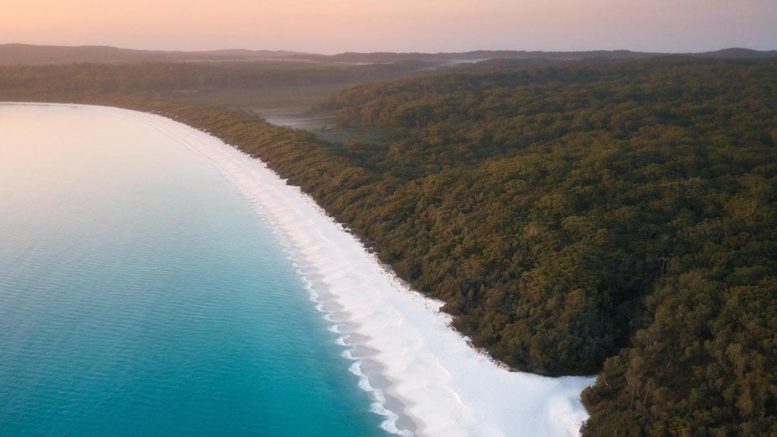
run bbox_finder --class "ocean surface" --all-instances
[0,103,385,436]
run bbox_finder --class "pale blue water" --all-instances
[0,104,384,436]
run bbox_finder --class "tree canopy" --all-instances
[2,57,775,434]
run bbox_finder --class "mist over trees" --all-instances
[2,56,775,435]
[317,58,777,434]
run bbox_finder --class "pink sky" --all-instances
[2,0,775,53]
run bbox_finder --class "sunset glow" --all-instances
[2,0,775,53]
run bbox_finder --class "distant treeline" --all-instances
[2,57,776,435]
[0,61,426,97]
[4,42,773,66]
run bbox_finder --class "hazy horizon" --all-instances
[2,1,776,54]
[2,41,774,56]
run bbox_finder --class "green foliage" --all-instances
[2,57,776,434]
[319,58,777,433]
[0,61,425,99]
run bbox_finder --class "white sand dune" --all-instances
[116,105,595,437]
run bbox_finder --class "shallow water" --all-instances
[0,103,385,436]
[157,104,594,437]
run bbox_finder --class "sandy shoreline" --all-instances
[89,104,594,436]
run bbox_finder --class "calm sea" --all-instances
[0,104,384,436]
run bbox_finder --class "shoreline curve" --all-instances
[16,103,596,437]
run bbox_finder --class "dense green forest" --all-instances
[319,58,777,435]
[0,61,429,108]
[2,57,775,435]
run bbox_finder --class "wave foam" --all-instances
[110,105,594,437]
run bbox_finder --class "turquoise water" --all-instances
[0,104,384,436]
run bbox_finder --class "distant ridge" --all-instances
[696,47,777,59]
[1,43,775,65]
[0,44,302,65]
[290,49,660,63]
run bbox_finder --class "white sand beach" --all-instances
[119,105,595,437]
